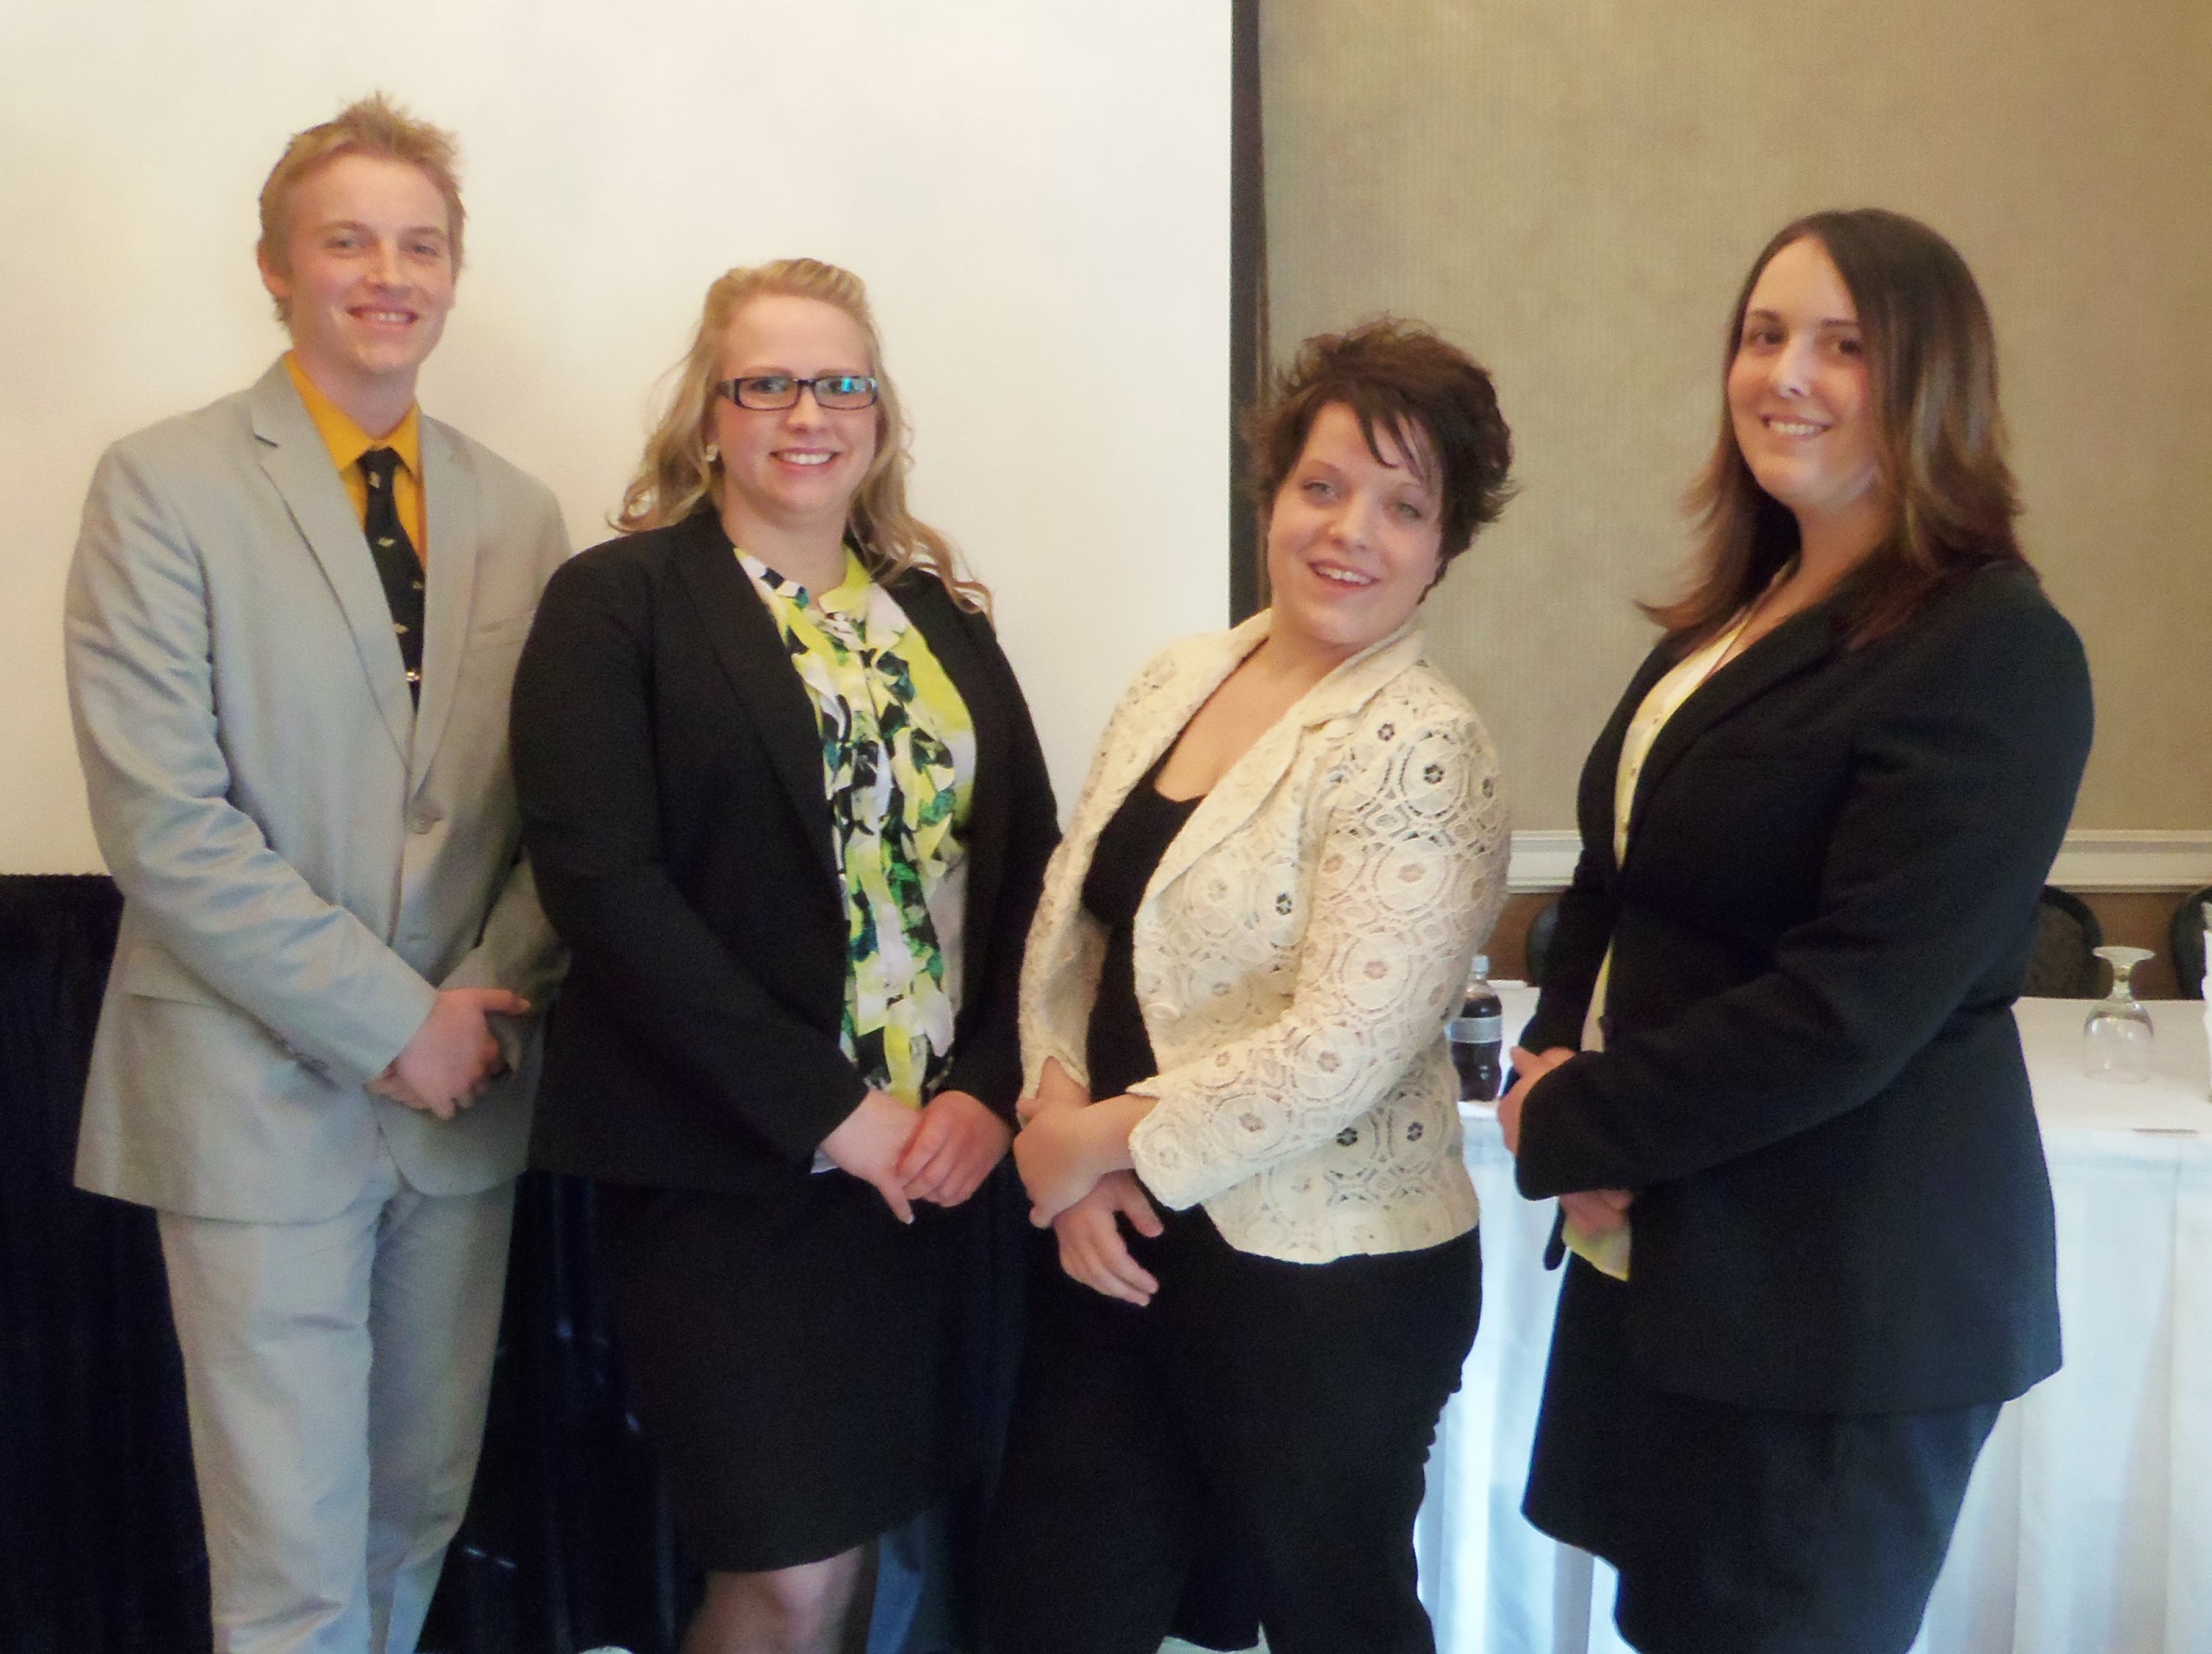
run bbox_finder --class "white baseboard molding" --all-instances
[1507,829,2212,895]
[2045,831,2212,894]
[1505,831,1583,893]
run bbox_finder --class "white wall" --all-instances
[0,0,1231,872]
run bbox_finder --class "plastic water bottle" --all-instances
[1448,955,1504,1103]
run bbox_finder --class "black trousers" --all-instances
[1526,1258,2000,1654]
[982,1206,1480,1654]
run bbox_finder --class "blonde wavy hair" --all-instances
[616,258,987,611]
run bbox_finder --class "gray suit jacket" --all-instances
[67,359,572,1222]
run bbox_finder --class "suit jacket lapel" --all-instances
[673,516,838,881]
[247,363,413,762]
[1148,618,1427,900]
[1096,616,1270,900]
[1042,619,1263,938]
[1627,606,1841,834]
[409,417,479,784]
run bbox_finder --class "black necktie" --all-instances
[359,448,426,703]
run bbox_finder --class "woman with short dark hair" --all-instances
[984,319,1515,1654]
[1501,209,2093,1653]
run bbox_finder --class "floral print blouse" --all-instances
[741,549,976,1107]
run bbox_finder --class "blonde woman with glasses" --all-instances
[512,259,1057,1654]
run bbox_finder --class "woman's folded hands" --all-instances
[821,1086,1014,1223]
[1015,1057,1167,1304]
[1501,1045,1632,1237]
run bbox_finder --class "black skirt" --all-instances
[596,1166,1016,1574]
[1525,1257,1999,1654]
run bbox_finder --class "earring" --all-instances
[702,442,720,464]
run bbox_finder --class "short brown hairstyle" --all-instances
[1653,208,2028,647]
[1248,319,1515,573]
[257,92,466,314]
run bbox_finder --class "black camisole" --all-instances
[1081,760,1203,1101]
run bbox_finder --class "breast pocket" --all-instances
[465,609,536,653]
[452,610,537,729]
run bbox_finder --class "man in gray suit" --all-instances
[64,94,569,1654]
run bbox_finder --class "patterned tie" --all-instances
[359,448,425,702]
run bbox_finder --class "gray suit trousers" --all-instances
[158,1143,514,1654]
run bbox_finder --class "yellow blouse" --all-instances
[1568,610,1753,1280]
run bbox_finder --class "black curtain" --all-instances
[416,1174,690,1653]
[0,875,205,1653]
[0,874,690,1654]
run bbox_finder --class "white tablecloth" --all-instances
[1416,989,2212,1654]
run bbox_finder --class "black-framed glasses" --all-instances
[716,373,880,411]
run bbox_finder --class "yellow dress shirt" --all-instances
[282,353,427,558]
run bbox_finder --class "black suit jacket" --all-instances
[511,510,1058,1201]
[1516,563,2093,1412]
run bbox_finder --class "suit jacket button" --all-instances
[407,805,441,834]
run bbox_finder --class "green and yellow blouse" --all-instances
[740,548,976,1109]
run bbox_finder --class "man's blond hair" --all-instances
[257,92,465,317]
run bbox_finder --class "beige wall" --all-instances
[1263,0,2212,830]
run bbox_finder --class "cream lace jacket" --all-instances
[1020,613,1510,1263]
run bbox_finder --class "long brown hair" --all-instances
[616,258,987,611]
[1650,209,2028,647]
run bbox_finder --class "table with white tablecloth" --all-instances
[1415,989,2212,1654]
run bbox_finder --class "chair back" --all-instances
[2021,886,2103,998]
[2170,887,2212,1001]
[1525,897,1560,991]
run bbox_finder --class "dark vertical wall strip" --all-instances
[1229,0,1269,621]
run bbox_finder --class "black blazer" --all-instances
[510,511,1058,1202]
[1516,563,2093,1413]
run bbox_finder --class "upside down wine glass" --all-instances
[2082,945,2155,1083]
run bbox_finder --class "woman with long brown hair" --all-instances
[512,258,1056,1653]
[1499,209,2093,1651]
